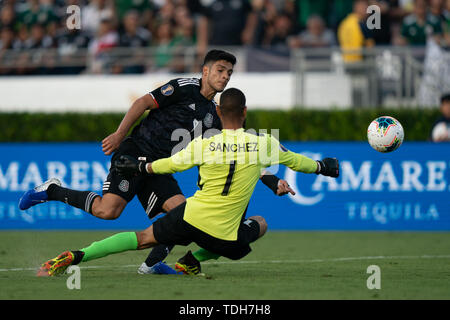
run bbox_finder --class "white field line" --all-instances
[1,254,449,273]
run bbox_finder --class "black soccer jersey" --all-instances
[129,78,222,161]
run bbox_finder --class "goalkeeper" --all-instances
[37,88,339,276]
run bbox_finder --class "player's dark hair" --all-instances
[441,93,450,104]
[203,49,236,66]
[219,88,246,120]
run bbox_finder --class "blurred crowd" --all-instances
[0,0,450,75]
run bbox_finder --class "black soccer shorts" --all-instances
[153,202,261,260]
[103,138,183,219]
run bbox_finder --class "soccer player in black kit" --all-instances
[19,50,293,274]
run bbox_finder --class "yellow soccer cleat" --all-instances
[174,250,202,275]
[37,251,74,277]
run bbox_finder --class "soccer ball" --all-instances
[367,116,404,153]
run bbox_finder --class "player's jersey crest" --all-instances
[161,84,174,96]
[203,113,213,128]
[118,180,130,192]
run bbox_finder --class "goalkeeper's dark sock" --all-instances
[145,244,174,267]
[47,184,99,214]
[192,248,220,262]
[71,250,85,265]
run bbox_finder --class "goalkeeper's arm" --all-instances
[277,150,339,178]
[260,170,296,196]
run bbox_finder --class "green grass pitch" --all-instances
[0,231,449,300]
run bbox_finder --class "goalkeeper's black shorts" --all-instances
[153,202,260,260]
[103,137,182,219]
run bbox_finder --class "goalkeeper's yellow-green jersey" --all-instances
[152,128,317,241]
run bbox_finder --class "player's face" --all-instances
[441,101,450,118]
[206,60,234,92]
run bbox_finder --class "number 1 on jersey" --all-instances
[222,160,236,196]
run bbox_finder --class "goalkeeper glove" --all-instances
[316,158,339,178]
[115,155,149,177]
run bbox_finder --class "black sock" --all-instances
[145,244,174,267]
[47,184,99,214]
[71,250,85,265]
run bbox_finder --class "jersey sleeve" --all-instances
[151,137,204,174]
[266,135,317,173]
[149,79,186,109]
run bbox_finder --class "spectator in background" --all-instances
[147,0,174,36]
[369,0,393,45]
[17,0,59,28]
[328,0,354,32]
[170,4,196,73]
[22,22,56,74]
[399,0,443,45]
[196,0,257,57]
[430,93,450,142]
[398,0,415,13]
[444,0,450,45]
[114,0,153,27]
[288,14,336,48]
[337,0,375,63]
[295,0,330,31]
[12,24,29,51]
[0,4,17,30]
[429,0,444,20]
[245,0,278,47]
[82,0,116,37]
[117,10,151,74]
[0,26,14,50]
[55,19,91,74]
[0,27,15,75]
[87,16,118,73]
[25,21,54,49]
[119,10,151,48]
[264,12,293,51]
[444,0,450,25]
[154,0,174,21]
[152,19,174,71]
[9,24,31,75]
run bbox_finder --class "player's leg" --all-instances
[140,194,185,269]
[18,138,140,220]
[136,175,186,274]
[37,202,190,276]
[89,193,127,220]
[83,138,144,219]
[37,231,141,276]
[246,215,268,239]
[46,184,128,220]
[37,227,157,277]
[181,216,267,266]
[18,177,103,214]
[19,171,133,219]
[175,216,267,274]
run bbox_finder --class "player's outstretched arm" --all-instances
[102,94,157,155]
[281,153,340,178]
[260,170,295,196]
[267,135,339,178]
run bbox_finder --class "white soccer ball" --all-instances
[367,116,404,153]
